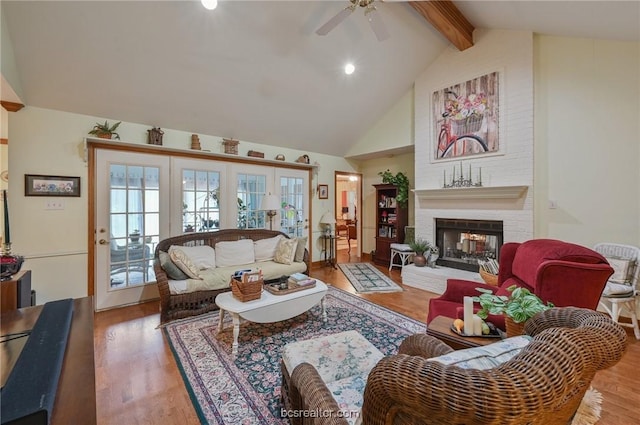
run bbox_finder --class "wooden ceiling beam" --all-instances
[1,101,25,112]
[409,1,474,51]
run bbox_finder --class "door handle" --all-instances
[98,239,109,245]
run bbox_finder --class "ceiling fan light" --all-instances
[201,0,218,11]
[344,63,355,75]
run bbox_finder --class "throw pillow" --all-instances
[606,257,634,284]
[168,246,201,279]
[294,236,308,263]
[254,235,283,262]
[427,335,532,370]
[215,239,255,267]
[174,245,216,269]
[274,237,297,265]
[159,250,189,280]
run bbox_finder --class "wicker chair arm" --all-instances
[525,307,628,370]
[289,363,349,425]
[362,308,628,425]
[398,334,454,358]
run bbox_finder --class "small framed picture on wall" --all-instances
[318,184,328,199]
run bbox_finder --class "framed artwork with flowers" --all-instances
[432,71,500,160]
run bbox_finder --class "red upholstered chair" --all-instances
[427,239,614,330]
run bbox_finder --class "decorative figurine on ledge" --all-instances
[147,127,164,145]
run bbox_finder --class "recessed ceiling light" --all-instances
[344,63,355,75]
[201,0,218,10]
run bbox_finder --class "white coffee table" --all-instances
[216,279,328,357]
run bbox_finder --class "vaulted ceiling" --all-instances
[2,1,638,157]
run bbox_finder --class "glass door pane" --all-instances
[236,173,267,229]
[108,164,159,288]
[279,175,305,238]
[182,169,220,233]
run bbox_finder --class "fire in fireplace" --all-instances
[435,218,503,272]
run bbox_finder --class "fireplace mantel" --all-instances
[413,185,528,201]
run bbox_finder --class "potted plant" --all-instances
[409,238,431,267]
[89,120,121,139]
[473,285,554,336]
[378,169,410,208]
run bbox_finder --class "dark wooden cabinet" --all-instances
[373,184,408,266]
[0,270,32,314]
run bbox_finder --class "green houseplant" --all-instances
[473,285,554,336]
[408,238,431,267]
[89,120,121,139]
[378,169,410,207]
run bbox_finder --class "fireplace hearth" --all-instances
[435,218,503,272]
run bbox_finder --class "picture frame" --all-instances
[432,71,501,161]
[318,184,328,199]
[24,174,81,197]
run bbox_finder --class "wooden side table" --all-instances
[322,234,337,268]
[427,315,499,350]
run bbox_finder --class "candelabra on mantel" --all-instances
[443,161,483,189]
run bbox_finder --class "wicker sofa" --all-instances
[285,307,627,425]
[154,229,309,324]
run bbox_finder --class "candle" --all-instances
[3,190,9,245]
[460,161,463,179]
[479,167,482,184]
[443,169,446,185]
[473,315,483,336]
[463,296,474,335]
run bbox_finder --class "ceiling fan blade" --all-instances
[365,6,390,41]
[316,5,356,36]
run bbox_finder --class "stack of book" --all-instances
[288,273,316,287]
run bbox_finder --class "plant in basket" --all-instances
[473,285,553,336]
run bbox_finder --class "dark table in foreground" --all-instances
[427,315,498,350]
[0,297,96,425]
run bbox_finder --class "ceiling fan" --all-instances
[316,0,390,42]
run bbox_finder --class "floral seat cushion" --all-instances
[281,330,384,385]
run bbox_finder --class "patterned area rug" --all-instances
[164,286,425,424]
[337,262,403,293]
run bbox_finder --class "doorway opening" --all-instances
[334,171,362,261]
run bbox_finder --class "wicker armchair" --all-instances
[287,308,627,425]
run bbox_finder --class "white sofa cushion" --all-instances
[168,246,201,279]
[254,235,283,262]
[173,245,216,269]
[215,239,255,267]
[274,237,297,265]
[294,236,308,263]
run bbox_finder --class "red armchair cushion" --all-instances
[511,239,607,288]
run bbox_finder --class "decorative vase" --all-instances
[505,316,526,337]
[413,254,427,267]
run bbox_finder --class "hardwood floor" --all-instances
[94,251,640,424]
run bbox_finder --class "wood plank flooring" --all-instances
[94,251,640,424]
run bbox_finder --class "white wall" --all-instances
[413,29,534,244]
[8,106,356,303]
[346,89,414,158]
[534,35,640,247]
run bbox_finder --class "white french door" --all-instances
[95,150,170,310]
[275,168,309,238]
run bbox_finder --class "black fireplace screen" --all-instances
[435,218,503,272]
